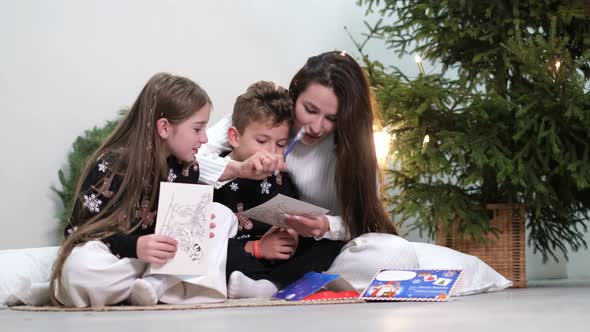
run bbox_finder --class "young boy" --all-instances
[217,81,342,299]
[214,80,298,252]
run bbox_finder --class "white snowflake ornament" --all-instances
[230,182,239,191]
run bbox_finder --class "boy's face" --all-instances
[228,118,290,162]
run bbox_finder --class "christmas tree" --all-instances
[354,0,590,261]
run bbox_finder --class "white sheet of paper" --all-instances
[149,182,213,276]
[242,194,329,228]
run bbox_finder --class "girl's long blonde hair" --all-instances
[49,73,211,305]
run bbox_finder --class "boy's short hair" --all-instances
[232,81,294,133]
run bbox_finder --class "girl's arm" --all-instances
[196,114,233,187]
[197,114,286,187]
[65,159,141,259]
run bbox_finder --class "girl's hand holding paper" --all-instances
[138,214,217,264]
[137,234,178,265]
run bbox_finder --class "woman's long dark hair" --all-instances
[289,51,398,238]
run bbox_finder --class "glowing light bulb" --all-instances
[421,134,430,153]
[373,130,391,163]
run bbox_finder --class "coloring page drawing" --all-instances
[149,182,213,276]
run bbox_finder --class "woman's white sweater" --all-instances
[197,114,350,241]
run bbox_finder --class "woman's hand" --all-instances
[283,214,330,238]
[224,151,285,180]
[257,226,298,260]
[137,234,178,264]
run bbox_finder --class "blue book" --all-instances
[273,272,356,301]
[359,269,463,302]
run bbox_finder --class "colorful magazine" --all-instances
[360,269,463,302]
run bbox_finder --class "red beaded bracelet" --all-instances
[252,240,262,259]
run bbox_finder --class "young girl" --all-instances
[50,73,238,307]
[197,51,398,297]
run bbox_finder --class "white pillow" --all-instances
[412,242,512,295]
[327,233,419,291]
[0,246,59,308]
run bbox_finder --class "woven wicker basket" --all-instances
[436,203,526,288]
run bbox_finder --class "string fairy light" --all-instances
[415,55,425,75]
[421,134,430,153]
[555,60,561,72]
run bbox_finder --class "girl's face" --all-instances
[293,83,339,145]
[163,104,210,162]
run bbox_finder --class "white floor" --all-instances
[2,280,589,332]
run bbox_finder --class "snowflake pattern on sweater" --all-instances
[168,169,177,182]
[260,178,271,194]
[98,161,108,172]
[82,194,102,213]
[213,172,298,242]
[64,155,200,259]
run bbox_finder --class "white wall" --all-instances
[0,0,396,249]
[567,232,590,280]
[1,0,586,280]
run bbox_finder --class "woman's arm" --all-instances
[322,215,351,241]
[283,214,351,241]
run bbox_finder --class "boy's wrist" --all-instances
[244,240,254,254]
[245,240,263,259]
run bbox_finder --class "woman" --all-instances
[197,51,398,295]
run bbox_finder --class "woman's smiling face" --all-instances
[293,82,339,145]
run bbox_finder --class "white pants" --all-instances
[56,203,238,307]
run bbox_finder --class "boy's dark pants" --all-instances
[226,237,345,288]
